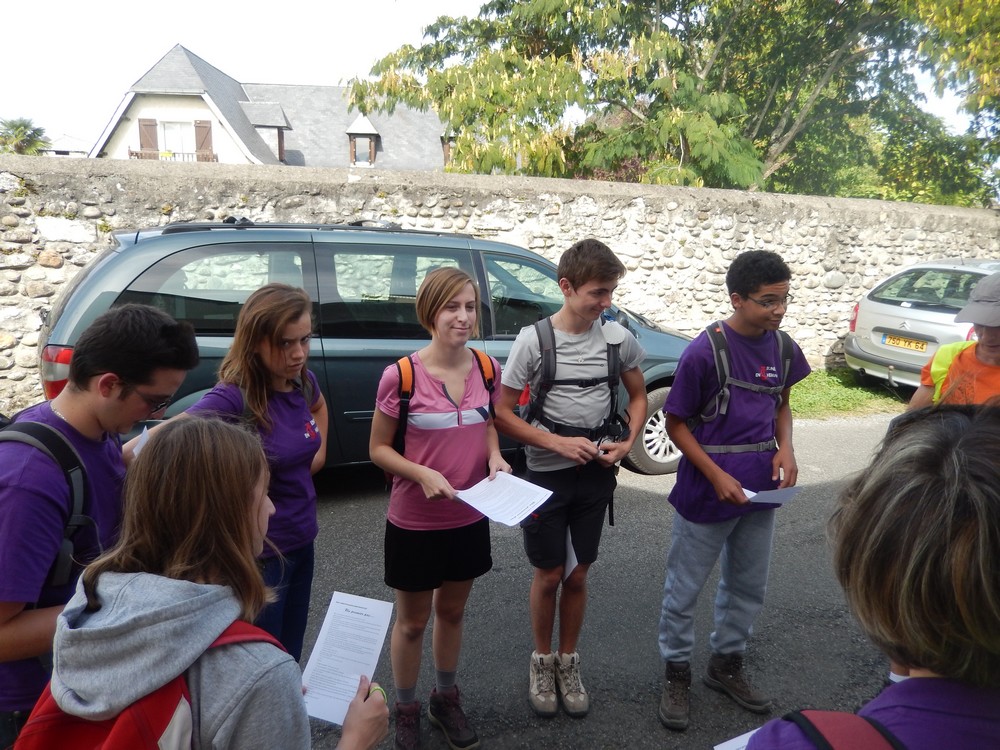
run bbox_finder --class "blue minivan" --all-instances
[39,222,689,474]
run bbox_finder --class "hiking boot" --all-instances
[554,651,589,717]
[528,651,558,717]
[704,652,772,714]
[658,661,691,730]
[428,686,479,750]
[394,700,422,750]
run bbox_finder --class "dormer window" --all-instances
[347,114,379,167]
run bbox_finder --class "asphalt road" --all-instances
[303,413,897,750]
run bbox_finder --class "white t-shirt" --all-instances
[501,318,645,472]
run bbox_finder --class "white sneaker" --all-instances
[528,651,558,717]
[555,652,589,717]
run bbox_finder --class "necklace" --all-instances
[560,332,589,363]
[51,404,69,422]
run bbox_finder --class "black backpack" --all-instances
[685,321,793,455]
[688,320,793,429]
[518,317,630,524]
[0,412,91,588]
[521,316,629,443]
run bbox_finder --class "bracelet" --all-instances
[368,684,388,703]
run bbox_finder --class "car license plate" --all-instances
[882,334,927,352]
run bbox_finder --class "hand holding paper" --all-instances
[302,592,393,726]
[455,471,552,526]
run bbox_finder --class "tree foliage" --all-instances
[350,0,996,204]
[906,0,1000,147]
[0,118,50,155]
[350,0,762,185]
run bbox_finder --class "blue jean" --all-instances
[658,509,776,663]
[257,543,315,662]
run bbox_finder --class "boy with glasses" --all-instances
[656,250,810,733]
[0,304,198,747]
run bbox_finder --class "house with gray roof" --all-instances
[90,45,448,170]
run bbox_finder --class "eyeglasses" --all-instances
[746,293,794,311]
[122,382,172,414]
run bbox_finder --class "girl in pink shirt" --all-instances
[371,268,509,750]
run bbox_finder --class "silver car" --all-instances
[844,258,1000,388]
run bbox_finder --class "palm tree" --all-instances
[0,118,51,155]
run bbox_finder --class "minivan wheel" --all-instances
[624,386,682,475]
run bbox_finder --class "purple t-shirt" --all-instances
[0,403,125,711]
[747,678,1000,750]
[187,370,321,556]
[665,322,810,523]
[375,351,499,531]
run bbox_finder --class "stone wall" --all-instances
[2,153,999,413]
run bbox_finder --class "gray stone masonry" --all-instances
[2,153,999,413]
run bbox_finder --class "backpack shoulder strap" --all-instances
[523,318,557,425]
[784,709,906,750]
[211,620,286,651]
[391,355,415,457]
[776,329,794,387]
[470,349,496,389]
[470,349,497,418]
[0,421,91,588]
[687,321,731,430]
[600,320,624,417]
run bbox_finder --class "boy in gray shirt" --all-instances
[494,239,646,718]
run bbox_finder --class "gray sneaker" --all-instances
[554,652,589,717]
[658,661,691,730]
[528,651,558,717]
[428,686,479,750]
[393,700,422,750]
[704,652,772,714]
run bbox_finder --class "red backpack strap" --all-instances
[784,709,906,750]
[210,620,286,651]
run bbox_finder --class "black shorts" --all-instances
[384,517,493,592]
[520,462,617,569]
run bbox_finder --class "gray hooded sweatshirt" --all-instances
[51,572,310,749]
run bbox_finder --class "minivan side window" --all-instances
[318,247,477,339]
[115,244,311,334]
[484,253,564,336]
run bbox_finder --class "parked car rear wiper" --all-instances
[901,301,962,311]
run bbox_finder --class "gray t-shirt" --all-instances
[502,318,646,471]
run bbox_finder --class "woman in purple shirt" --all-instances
[126,284,329,661]
[748,405,1000,749]
[186,284,326,662]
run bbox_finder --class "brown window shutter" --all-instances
[194,120,213,151]
[138,119,158,151]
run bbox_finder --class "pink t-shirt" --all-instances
[375,350,500,531]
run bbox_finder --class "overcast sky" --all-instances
[4,0,966,152]
[3,0,482,150]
